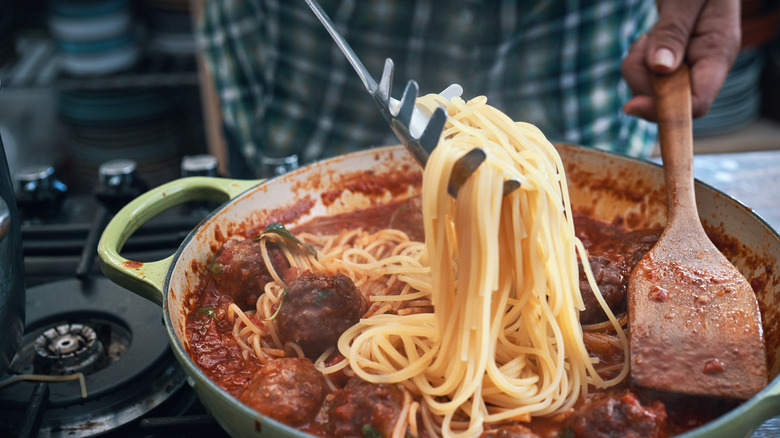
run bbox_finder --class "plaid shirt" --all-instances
[197,0,658,177]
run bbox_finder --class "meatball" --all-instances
[238,357,327,426]
[320,377,406,438]
[211,238,289,308]
[578,252,629,324]
[276,271,368,359]
[621,228,661,268]
[568,392,667,438]
[389,195,425,241]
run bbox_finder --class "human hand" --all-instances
[621,0,741,122]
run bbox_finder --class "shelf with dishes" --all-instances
[1,37,198,91]
[0,0,197,91]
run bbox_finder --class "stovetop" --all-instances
[0,277,229,438]
[4,149,779,438]
[20,193,210,287]
[1,158,230,437]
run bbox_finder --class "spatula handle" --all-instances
[652,64,697,224]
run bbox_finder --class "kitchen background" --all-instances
[1,0,780,195]
[1,0,209,196]
[0,1,780,437]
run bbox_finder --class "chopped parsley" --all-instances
[208,258,223,275]
[258,222,318,257]
[313,289,333,307]
[361,424,383,438]
[197,306,221,326]
[266,288,288,321]
[557,428,574,438]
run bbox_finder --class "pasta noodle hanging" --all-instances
[223,94,629,438]
[335,95,629,437]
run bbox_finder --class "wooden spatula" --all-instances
[627,64,767,400]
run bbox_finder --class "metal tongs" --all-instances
[305,0,519,197]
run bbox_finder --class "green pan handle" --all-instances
[97,176,263,306]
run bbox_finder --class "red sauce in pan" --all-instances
[184,197,747,437]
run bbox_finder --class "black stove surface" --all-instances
[0,277,230,438]
[0,122,233,436]
[2,184,230,438]
[20,194,214,288]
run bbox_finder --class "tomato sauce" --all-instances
[183,198,747,437]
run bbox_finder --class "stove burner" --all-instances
[33,323,112,375]
[0,278,189,437]
[38,324,93,356]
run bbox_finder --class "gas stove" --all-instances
[0,156,231,438]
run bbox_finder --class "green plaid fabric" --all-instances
[197,0,658,177]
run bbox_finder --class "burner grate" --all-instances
[33,322,112,376]
[0,278,191,437]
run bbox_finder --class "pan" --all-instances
[98,144,780,438]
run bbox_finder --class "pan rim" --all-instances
[161,144,780,438]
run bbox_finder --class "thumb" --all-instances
[646,0,706,73]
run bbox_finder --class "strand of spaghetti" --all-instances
[395,278,432,297]
[423,155,480,407]
[575,238,630,385]
[251,334,269,364]
[484,275,543,396]
[419,146,460,384]
[219,93,630,437]
[342,315,438,383]
[331,95,628,437]
[265,318,284,350]
[408,154,486,420]
[418,401,442,438]
[390,390,413,438]
[371,290,430,302]
[341,252,428,275]
[408,401,421,437]
[229,304,262,335]
[228,305,262,358]
[582,314,628,332]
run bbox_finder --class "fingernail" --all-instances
[653,48,675,69]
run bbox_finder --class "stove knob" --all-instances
[99,159,138,191]
[261,154,299,178]
[96,159,148,213]
[14,165,68,216]
[181,154,219,178]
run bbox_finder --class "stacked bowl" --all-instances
[49,0,139,76]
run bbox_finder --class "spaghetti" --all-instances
[225,228,432,367]
[337,95,628,437]
[223,95,628,438]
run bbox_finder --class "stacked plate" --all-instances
[49,0,140,76]
[692,48,766,137]
[142,0,195,56]
[58,88,184,193]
